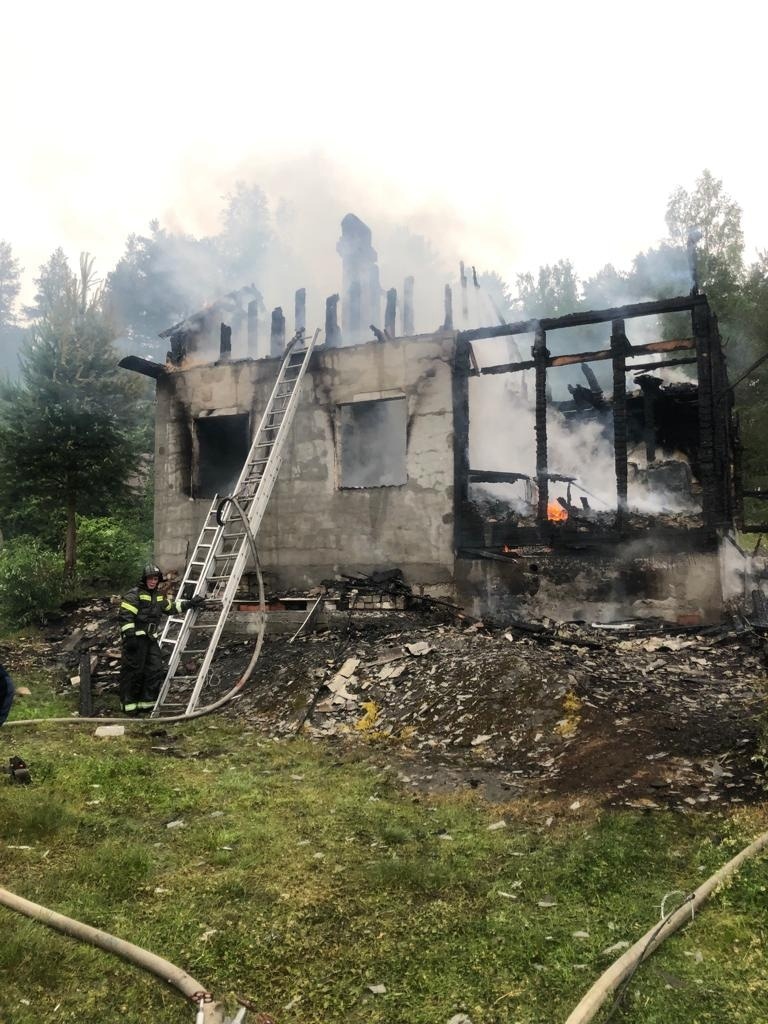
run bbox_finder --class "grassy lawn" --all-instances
[2,674,768,1023]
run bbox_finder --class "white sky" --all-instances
[3,0,766,300]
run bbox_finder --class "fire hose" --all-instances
[564,827,768,1024]
[1,497,266,1022]
[0,887,232,1023]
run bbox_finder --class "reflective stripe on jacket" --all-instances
[119,587,189,638]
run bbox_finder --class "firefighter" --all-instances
[118,563,205,715]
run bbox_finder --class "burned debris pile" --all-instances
[210,609,768,810]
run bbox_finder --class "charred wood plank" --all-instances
[469,469,530,484]
[457,293,708,342]
[219,322,232,361]
[443,284,454,331]
[385,288,397,338]
[295,288,306,334]
[611,319,629,521]
[325,294,341,347]
[247,299,259,357]
[534,326,549,524]
[270,307,285,357]
[629,356,697,373]
[477,337,695,375]
[694,303,717,532]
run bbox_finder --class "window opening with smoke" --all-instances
[338,397,408,488]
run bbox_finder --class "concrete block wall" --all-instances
[154,334,458,592]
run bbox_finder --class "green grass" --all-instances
[1,673,768,1023]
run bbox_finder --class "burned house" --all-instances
[122,217,746,625]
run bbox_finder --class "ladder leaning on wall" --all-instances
[152,328,319,717]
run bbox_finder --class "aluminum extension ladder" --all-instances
[152,329,319,716]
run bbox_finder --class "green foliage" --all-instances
[76,515,150,587]
[1,696,768,1024]
[0,251,147,574]
[0,536,65,624]
[514,258,580,318]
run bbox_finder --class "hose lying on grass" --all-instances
[4,497,266,731]
[0,886,226,1023]
[564,828,768,1024]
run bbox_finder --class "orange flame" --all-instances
[547,501,568,523]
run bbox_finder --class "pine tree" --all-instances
[0,253,145,574]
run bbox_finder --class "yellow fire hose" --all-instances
[0,887,226,1022]
[564,828,768,1024]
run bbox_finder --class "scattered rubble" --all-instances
[13,596,768,811]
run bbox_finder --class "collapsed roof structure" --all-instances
[121,215,757,626]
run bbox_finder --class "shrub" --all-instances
[0,536,65,624]
[76,516,150,588]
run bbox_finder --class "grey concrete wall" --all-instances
[154,334,458,591]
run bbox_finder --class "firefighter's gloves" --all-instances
[189,595,207,610]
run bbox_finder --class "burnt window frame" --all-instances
[337,394,408,490]
[193,411,251,499]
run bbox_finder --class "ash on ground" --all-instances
[34,600,768,813]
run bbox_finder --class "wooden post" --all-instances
[443,284,454,331]
[325,294,341,347]
[295,288,306,335]
[639,376,661,463]
[79,650,93,718]
[611,318,629,522]
[270,307,285,357]
[247,300,259,358]
[403,276,415,335]
[533,326,549,524]
[460,262,469,323]
[385,288,397,338]
[693,302,717,533]
[219,322,232,361]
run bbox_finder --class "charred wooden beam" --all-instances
[638,375,662,463]
[452,338,472,547]
[385,288,397,338]
[247,299,259,357]
[534,326,549,524]
[469,469,530,484]
[370,324,386,343]
[629,356,697,374]
[693,302,717,532]
[443,284,454,331]
[295,288,306,334]
[460,261,469,323]
[325,293,341,347]
[403,276,415,335]
[118,355,166,379]
[270,307,285,357]
[477,337,695,375]
[219,322,232,362]
[611,319,630,521]
[457,293,708,342]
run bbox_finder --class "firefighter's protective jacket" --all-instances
[119,587,190,640]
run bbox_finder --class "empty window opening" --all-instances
[339,398,407,488]
[195,413,250,498]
